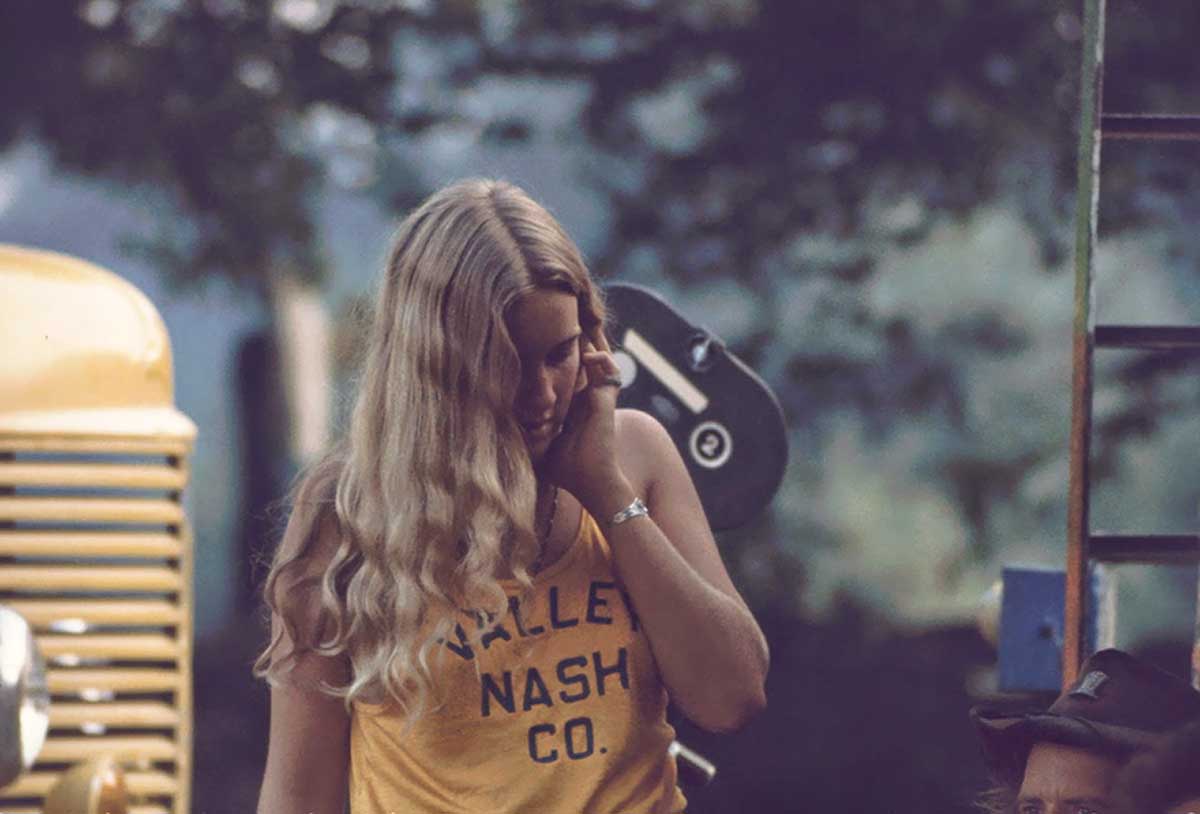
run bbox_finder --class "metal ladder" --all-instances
[1064,0,1200,688]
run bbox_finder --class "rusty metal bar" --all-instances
[1064,0,1106,691]
[1194,571,1200,689]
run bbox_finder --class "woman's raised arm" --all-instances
[602,408,769,733]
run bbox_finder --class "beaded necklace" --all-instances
[530,484,559,574]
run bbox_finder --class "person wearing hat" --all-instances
[971,649,1200,813]
[1113,719,1200,814]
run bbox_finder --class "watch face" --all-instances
[606,283,787,531]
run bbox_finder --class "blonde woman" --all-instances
[254,179,769,814]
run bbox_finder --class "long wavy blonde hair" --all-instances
[254,179,606,723]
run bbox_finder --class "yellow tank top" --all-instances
[349,510,687,814]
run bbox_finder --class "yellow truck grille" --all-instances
[0,441,192,814]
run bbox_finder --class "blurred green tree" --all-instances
[8,0,1200,630]
[0,0,484,460]
[467,0,1200,623]
[9,2,1200,811]
[0,0,485,605]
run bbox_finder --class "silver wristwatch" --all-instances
[609,497,649,526]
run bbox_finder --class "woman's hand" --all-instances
[539,343,633,515]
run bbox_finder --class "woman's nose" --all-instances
[520,367,555,410]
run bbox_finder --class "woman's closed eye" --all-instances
[546,337,580,366]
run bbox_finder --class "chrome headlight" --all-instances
[0,604,50,786]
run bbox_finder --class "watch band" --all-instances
[609,497,649,526]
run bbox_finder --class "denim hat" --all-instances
[970,649,1200,781]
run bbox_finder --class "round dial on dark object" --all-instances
[605,283,788,531]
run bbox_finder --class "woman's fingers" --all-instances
[582,350,620,379]
[581,351,622,392]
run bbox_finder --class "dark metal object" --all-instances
[670,740,717,788]
[1089,534,1200,564]
[1101,114,1200,141]
[1094,324,1200,350]
[604,283,788,786]
[687,335,716,373]
[605,283,788,531]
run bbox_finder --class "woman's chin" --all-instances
[523,430,560,467]
[527,438,552,464]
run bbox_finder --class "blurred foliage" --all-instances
[7,0,1200,625]
[492,0,1074,247]
[1,0,475,289]
[8,1,1200,811]
[470,0,1200,624]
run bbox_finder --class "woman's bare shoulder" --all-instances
[264,477,351,680]
[279,508,345,585]
[614,408,676,490]
[275,451,349,576]
[614,407,668,441]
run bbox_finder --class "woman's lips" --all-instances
[521,419,556,439]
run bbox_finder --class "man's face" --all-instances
[1016,741,1121,814]
[1168,797,1200,814]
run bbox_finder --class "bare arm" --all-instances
[543,338,768,731]
[597,408,769,733]
[257,515,353,814]
[258,654,351,814]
